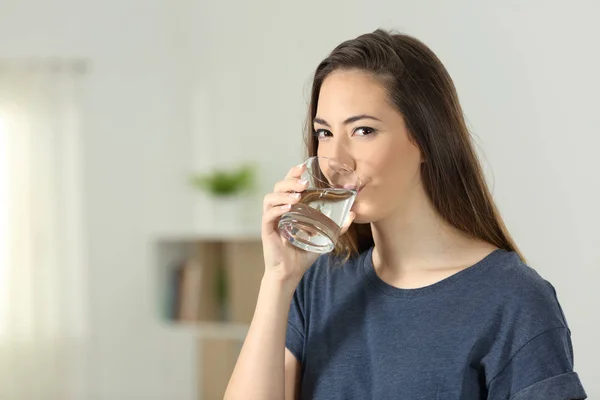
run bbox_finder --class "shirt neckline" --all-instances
[361,247,508,298]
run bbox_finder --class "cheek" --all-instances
[371,138,421,187]
[352,140,422,218]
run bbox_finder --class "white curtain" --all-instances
[0,61,89,400]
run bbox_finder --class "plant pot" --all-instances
[210,195,253,232]
[193,192,257,233]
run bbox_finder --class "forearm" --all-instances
[224,272,299,400]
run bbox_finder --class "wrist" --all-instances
[261,270,301,298]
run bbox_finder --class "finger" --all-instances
[273,177,309,193]
[339,211,356,235]
[262,203,293,234]
[284,163,306,180]
[263,192,301,212]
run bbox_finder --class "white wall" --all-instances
[1,1,198,399]
[2,0,598,398]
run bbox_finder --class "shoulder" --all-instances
[472,250,571,361]
[489,252,563,323]
[477,253,586,398]
[295,248,369,299]
[302,248,369,280]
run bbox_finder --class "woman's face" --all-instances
[314,69,423,223]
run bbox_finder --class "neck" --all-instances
[370,181,495,279]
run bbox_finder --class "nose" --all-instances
[326,138,355,171]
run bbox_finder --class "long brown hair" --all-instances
[305,29,525,262]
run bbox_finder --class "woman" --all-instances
[225,29,587,399]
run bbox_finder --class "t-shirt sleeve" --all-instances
[286,284,305,364]
[286,255,329,364]
[487,327,587,400]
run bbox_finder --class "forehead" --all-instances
[317,70,390,117]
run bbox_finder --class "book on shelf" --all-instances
[177,257,204,321]
[164,259,183,320]
[166,249,219,323]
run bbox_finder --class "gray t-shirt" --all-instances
[286,247,587,399]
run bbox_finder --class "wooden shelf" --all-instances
[155,235,264,399]
[161,321,249,341]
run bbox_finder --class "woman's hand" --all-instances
[261,163,355,285]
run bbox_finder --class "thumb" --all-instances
[340,211,356,235]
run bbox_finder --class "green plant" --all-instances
[215,261,229,321]
[189,164,256,197]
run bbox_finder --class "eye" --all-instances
[314,129,332,139]
[353,127,376,136]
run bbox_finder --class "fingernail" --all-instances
[289,192,301,198]
[296,163,305,168]
[298,179,308,185]
[281,204,292,210]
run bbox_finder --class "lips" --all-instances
[358,178,371,193]
[343,180,368,193]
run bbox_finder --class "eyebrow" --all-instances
[313,114,382,127]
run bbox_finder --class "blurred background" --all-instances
[0,0,598,399]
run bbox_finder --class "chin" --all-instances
[351,194,393,224]
[351,216,371,225]
[349,201,375,224]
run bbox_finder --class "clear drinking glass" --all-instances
[278,156,361,254]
